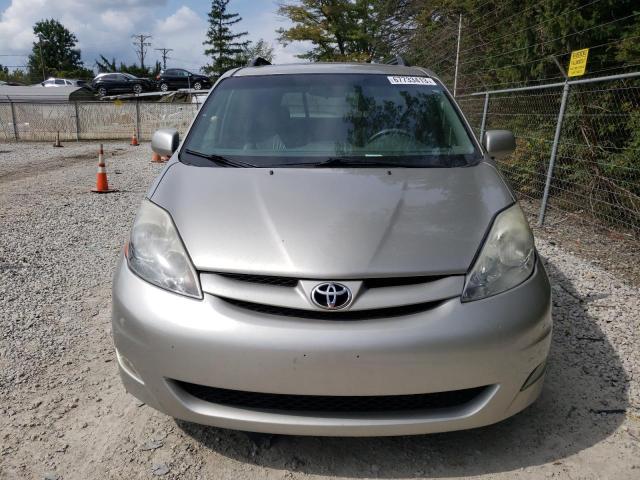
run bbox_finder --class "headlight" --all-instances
[462,204,535,302]
[126,200,202,299]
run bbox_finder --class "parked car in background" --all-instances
[156,68,212,92]
[0,80,26,86]
[92,72,155,97]
[40,77,89,88]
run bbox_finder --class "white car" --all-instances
[39,78,88,88]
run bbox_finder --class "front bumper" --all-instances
[111,258,552,436]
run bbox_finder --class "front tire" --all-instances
[133,84,142,95]
[97,87,107,97]
[193,81,202,90]
[160,83,169,92]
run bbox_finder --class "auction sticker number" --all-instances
[388,76,437,86]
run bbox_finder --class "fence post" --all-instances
[74,102,80,141]
[479,92,489,142]
[9,99,18,140]
[538,81,570,227]
[453,13,462,97]
[135,99,141,141]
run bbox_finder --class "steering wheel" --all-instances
[367,128,412,144]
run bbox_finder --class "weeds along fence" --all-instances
[0,100,198,142]
[458,71,640,235]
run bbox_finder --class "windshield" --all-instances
[181,74,480,168]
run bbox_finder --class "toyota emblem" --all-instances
[311,282,352,310]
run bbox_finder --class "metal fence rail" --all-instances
[458,71,640,235]
[3,79,639,236]
[0,100,198,142]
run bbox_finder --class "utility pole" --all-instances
[453,13,462,97]
[37,34,47,81]
[132,34,152,69]
[155,48,173,70]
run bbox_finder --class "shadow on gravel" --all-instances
[178,256,629,477]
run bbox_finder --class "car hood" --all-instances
[150,162,514,277]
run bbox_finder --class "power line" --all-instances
[459,0,604,57]
[458,11,640,67]
[464,0,501,19]
[470,0,550,39]
[155,48,173,70]
[132,34,152,69]
[466,0,509,27]
[458,32,640,82]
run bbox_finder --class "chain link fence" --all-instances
[0,101,198,142]
[458,72,640,236]
[2,80,639,236]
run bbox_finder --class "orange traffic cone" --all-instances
[151,151,163,163]
[130,130,139,146]
[91,144,116,193]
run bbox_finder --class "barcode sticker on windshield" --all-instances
[387,76,436,86]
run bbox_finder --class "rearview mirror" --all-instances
[483,130,516,160]
[151,128,179,157]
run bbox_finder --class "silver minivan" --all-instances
[112,62,552,436]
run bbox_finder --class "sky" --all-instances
[0,0,309,72]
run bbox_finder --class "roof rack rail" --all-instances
[247,57,271,67]
[385,55,410,67]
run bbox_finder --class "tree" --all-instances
[0,66,30,84]
[277,0,397,62]
[95,55,117,73]
[402,0,639,93]
[243,39,275,63]
[203,0,249,76]
[94,54,160,79]
[396,0,640,228]
[233,39,276,66]
[27,19,91,81]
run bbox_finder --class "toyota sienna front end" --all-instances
[112,62,552,436]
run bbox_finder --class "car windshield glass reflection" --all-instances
[181,74,479,167]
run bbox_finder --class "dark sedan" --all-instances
[92,73,155,97]
[156,69,211,92]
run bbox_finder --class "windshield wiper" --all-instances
[183,148,257,168]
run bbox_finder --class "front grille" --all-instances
[214,273,447,289]
[363,275,447,288]
[176,381,488,413]
[216,273,298,287]
[221,297,443,320]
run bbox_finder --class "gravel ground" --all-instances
[0,141,638,480]
[520,199,640,289]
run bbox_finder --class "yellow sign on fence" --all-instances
[568,48,589,77]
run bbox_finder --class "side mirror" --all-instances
[151,128,179,157]
[483,130,516,160]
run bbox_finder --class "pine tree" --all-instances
[203,0,249,76]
